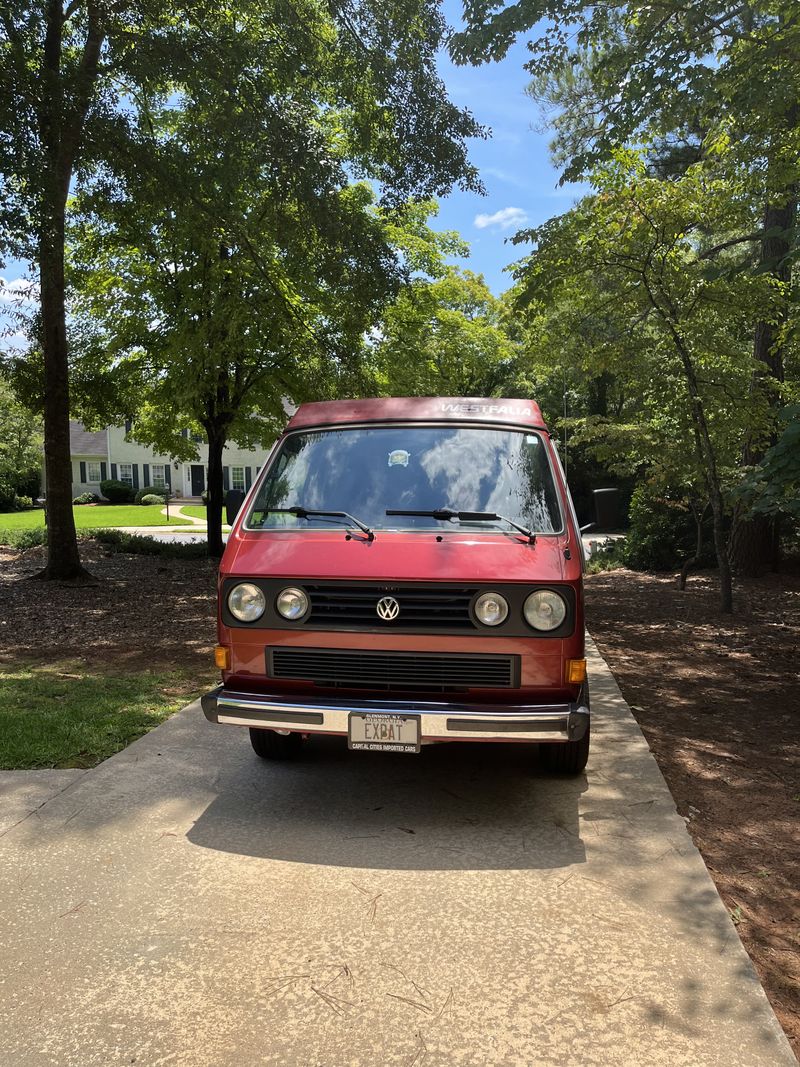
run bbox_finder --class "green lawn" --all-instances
[180,505,208,520]
[0,504,193,532]
[0,661,207,769]
[177,504,231,530]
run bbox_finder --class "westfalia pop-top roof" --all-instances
[286,397,546,432]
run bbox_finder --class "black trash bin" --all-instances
[225,490,245,524]
[593,488,621,531]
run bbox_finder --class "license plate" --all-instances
[348,713,421,753]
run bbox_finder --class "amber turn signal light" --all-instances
[214,645,231,670]
[565,658,586,684]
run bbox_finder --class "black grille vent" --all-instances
[269,647,518,691]
[305,583,478,630]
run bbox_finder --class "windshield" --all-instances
[246,425,563,534]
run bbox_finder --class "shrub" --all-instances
[73,492,99,505]
[13,495,33,510]
[140,493,165,506]
[623,484,714,572]
[0,526,48,550]
[0,481,17,513]
[135,485,168,505]
[95,529,209,559]
[13,467,42,500]
[100,478,135,503]
[585,538,627,574]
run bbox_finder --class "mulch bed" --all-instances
[0,541,219,672]
[585,565,800,1056]
[1,541,797,1052]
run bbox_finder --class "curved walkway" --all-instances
[160,504,207,527]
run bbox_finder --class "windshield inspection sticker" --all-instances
[388,449,410,468]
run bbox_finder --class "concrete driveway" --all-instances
[1,643,794,1067]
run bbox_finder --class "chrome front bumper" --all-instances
[201,685,590,744]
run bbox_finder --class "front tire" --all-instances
[249,728,303,760]
[539,723,590,775]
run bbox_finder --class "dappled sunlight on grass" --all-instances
[0,660,203,769]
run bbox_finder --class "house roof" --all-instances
[286,397,546,431]
[69,421,107,456]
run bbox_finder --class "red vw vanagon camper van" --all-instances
[202,398,590,773]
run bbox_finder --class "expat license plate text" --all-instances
[348,713,421,753]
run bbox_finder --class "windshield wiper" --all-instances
[264,507,375,542]
[386,508,535,545]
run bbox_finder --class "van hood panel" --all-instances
[224,531,569,584]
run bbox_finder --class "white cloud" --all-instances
[0,330,30,354]
[0,277,39,304]
[473,207,528,231]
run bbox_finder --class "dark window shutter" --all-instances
[100,462,107,481]
[164,466,171,488]
[79,461,87,482]
[143,463,150,486]
[181,429,189,439]
[110,463,117,480]
[124,418,132,434]
[223,467,230,491]
[245,466,252,489]
[132,464,139,489]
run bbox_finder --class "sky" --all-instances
[436,0,588,293]
[0,1,589,345]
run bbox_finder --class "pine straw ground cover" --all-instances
[585,565,800,1056]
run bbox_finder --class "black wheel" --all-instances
[249,728,303,760]
[539,722,590,775]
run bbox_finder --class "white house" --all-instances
[64,421,275,500]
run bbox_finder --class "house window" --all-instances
[151,464,166,489]
[87,461,102,483]
[231,466,245,491]
[118,463,133,487]
[191,432,204,444]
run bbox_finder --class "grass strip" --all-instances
[0,504,193,533]
[0,660,207,769]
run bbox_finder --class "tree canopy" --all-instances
[1,0,482,572]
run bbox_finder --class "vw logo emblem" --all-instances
[376,596,400,621]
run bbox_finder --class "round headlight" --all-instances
[524,589,567,631]
[228,582,266,623]
[474,591,509,627]
[276,586,309,620]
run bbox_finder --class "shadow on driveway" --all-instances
[186,734,588,870]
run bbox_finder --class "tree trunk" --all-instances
[32,0,102,581]
[205,424,228,558]
[36,220,90,580]
[729,193,796,576]
[658,314,733,612]
[679,500,707,591]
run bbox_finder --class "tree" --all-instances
[69,69,478,554]
[511,154,767,611]
[453,0,800,572]
[368,267,518,397]
[1,0,480,575]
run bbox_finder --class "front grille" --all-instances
[305,583,478,630]
[268,647,518,691]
